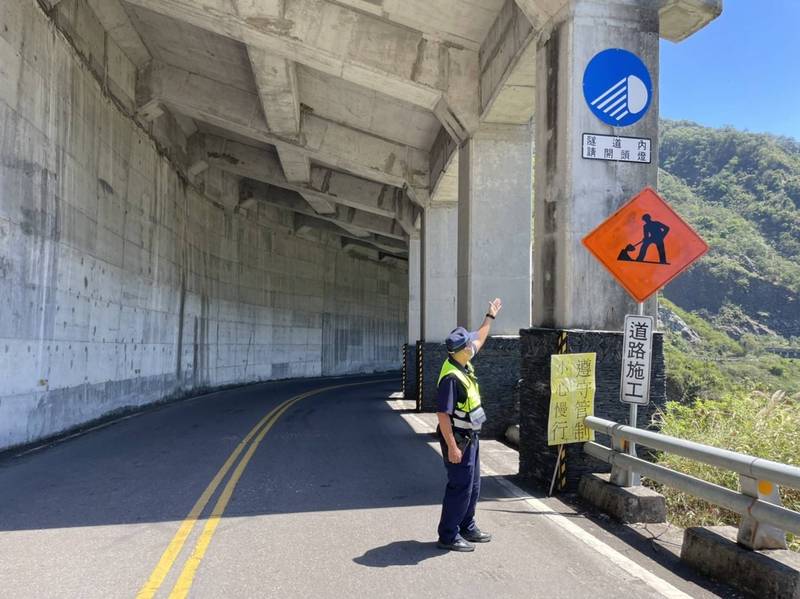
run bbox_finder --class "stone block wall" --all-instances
[471,336,521,438]
[519,327,666,492]
[419,342,448,413]
[0,1,407,451]
[417,337,520,439]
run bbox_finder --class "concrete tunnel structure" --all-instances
[0,0,721,452]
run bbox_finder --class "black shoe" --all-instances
[436,537,475,552]
[461,528,492,543]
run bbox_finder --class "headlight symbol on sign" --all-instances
[583,49,653,127]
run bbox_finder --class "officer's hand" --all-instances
[488,298,503,318]
[448,445,463,464]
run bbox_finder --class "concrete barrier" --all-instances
[681,526,800,599]
[578,473,667,523]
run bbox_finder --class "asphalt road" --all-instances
[0,375,737,598]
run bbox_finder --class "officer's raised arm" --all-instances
[472,298,502,354]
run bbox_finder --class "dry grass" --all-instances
[653,390,800,551]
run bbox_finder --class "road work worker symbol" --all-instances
[617,214,670,264]
[582,187,709,303]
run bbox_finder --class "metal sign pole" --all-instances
[626,301,645,486]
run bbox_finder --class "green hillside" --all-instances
[660,121,800,342]
[654,122,800,549]
[656,119,800,402]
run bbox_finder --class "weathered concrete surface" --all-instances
[123,0,481,140]
[681,526,800,599]
[137,61,430,191]
[659,0,723,42]
[421,202,457,342]
[0,1,407,451]
[197,133,419,229]
[579,473,667,524]
[532,0,661,331]
[480,0,537,124]
[457,124,532,334]
[408,233,422,343]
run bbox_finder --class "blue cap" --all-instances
[445,327,478,353]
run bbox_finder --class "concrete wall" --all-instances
[0,0,407,451]
[422,202,457,342]
[457,124,532,334]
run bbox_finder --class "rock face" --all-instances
[713,306,779,340]
[658,305,701,344]
[658,121,800,344]
[665,264,800,339]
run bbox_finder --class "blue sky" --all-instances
[660,0,800,141]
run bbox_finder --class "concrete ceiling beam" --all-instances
[429,127,458,204]
[659,0,723,42]
[195,133,420,230]
[136,98,165,123]
[276,146,311,184]
[297,191,335,216]
[240,179,408,241]
[173,112,198,138]
[324,0,488,51]
[512,0,565,30]
[480,0,536,122]
[341,240,381,261]
[123,0,480,140]
[246,46,300,137]
[513,0,722,42]
[137,62,429,190]
[293,214,407,256]
[242,3,310,185]
[86,0,151,67]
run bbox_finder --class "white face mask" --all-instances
[450,342,475,362]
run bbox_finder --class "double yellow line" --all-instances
[137,379,389,599]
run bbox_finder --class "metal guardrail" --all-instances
[583,415,800,551]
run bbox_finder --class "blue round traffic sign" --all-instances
[583,49,652,127]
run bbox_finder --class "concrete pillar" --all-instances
[532,0,660,330]
[407,233,422,343]
[422,202,458,342]
[457,124,533,334]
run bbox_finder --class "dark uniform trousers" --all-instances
[437,431,480,543]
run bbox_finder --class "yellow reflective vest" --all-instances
[438,359,483,431]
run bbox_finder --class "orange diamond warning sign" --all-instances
[582,187,708,303]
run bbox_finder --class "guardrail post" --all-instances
[609,434,633,486]
[737,475,788,550]
[602,420,639,487]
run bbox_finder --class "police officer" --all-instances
[436,298,502,552]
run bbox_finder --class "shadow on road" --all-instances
[353,540,446,567]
